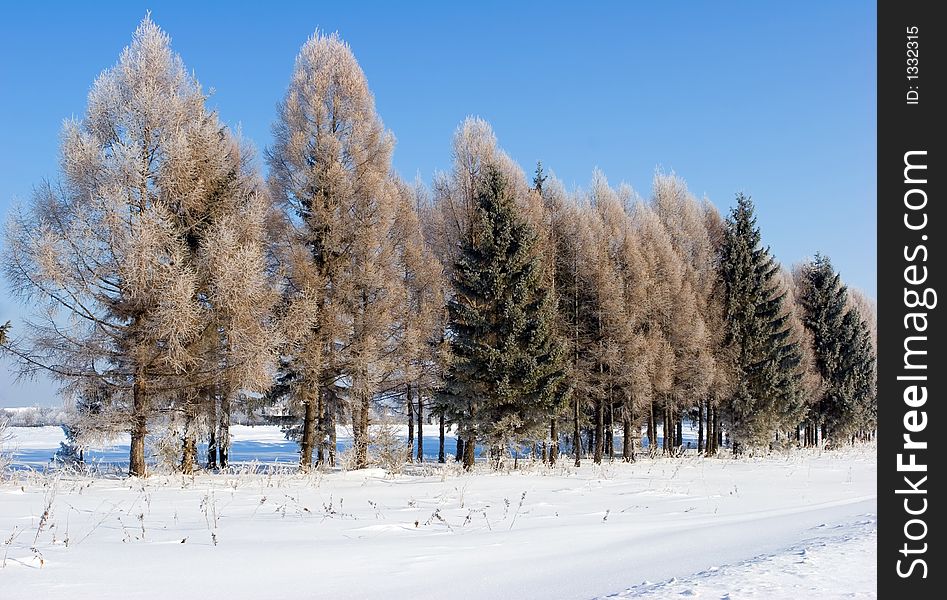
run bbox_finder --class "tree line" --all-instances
[0,18,876,476]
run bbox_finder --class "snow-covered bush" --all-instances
[369,420,410,476]
[150,431,184,474]
[53,424,84,467]
[0,414,12,473]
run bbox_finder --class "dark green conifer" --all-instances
[799,255,876,441]
[439,166,566,469]
[720,194,803,449]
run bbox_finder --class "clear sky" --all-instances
[0,1,876,407]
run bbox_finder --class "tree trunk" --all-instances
[463,433,475,470]
[456,436,465,462]
[207,428,217,470]
[647,401,655,455]
[181,401,197,474]
[207,393,218,470]
[360,394,370,467]
[299,393,317,471]
[676,415,683,451]
[661,404,671,454]
[129,377,147,477]
[438,411,446,463]
[713,403,719,453]
[315,386,326,466]
[406,384,415,460]
[352,392,370,470]
[593,400,604,464]
[605,401,614,460]
[181,438,197,474]
[573,395,581,467]
[416,392,424,463]
[707,400,717,456]
[715,409,722,450]
[697,399,704,453]
[181,433,197,474]
[328,402,337,467]
[218,392,230,469]
[622,412,633,462]
[548,418,558,465]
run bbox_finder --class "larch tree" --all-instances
[542,175,587,466]
[430,118,529,261]
[628,201,685,454]
[546,188,605,466]
[611,186,653,461]
[650,173,718,454]
[337,175,406,470]
[842,305,877,440]
[392,179,448,463]
[0,17,277,476]
[267,31,397,470]
[190,153,280,471]
[776,267,821,445]
[788,265,825,446]
[585,173,636,463]
[699,203,734,455]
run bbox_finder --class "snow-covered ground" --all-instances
[603,525,876,599]
[0,426,876,599]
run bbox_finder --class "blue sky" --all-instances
[0,1,876,407]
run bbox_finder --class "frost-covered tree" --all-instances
[649,173,724,454]
[546,185,608,466]
[393,179,448,463]
[269,31,415,470]
[184,150,279,472]
[429,118,529,261]
[627,201,685,454]
[699,204,735,455]
[2,17,277,476]
[541,175,585,465]
[583,174,637,463]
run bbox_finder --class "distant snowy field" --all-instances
[3,424,459,470]
[0,426,876,599]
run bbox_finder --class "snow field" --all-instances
[0,433,876,600]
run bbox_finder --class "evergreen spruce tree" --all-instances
[844,306,877,437]
[720,194,803,449]
[799,255,876,441]
[440,166,566,469]
[532,161,547,194]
